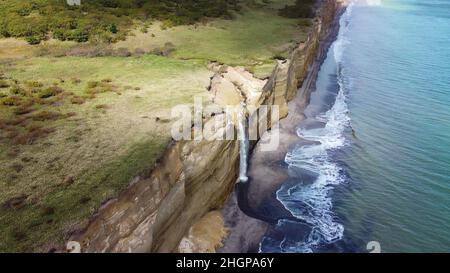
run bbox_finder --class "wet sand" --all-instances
[218,5,346,253]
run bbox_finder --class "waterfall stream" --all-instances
[238,104,249,183]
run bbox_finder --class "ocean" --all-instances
[260,0,450,253]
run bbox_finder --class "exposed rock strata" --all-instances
[70,0,343,253]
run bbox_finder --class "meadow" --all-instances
[0,0,313,252]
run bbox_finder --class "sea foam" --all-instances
[261,3,353,253]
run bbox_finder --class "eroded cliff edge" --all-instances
[70,0,344,253]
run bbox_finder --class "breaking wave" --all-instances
[260,3,353,253]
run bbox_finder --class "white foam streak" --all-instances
[365,0,381,6]
[271,5,353,253]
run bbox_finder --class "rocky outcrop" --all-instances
[70,0,343,253]
[209,65,267,108]
[178,211,228,253]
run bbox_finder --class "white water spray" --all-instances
[261,3,354,253]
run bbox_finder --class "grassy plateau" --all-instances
[0,0,314,252]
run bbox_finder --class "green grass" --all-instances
[0,0,312,252]
[115,6,310,77]
[172,11,305,65]
[0,54,211,252]
[10,54,205,80]
[0,138,169,252]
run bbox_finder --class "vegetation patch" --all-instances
[0,80,10,88]
[70,96,85,105]
[12,126,56,145]
[0,53,211,251]
[0,0,243,44]
[38,86,64,99]
[85,80,117,95]
[0,138,170,252]
[279,0,316,18]
[0,0,316,252]
[114,1,311,76]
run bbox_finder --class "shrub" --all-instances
[272,54,287,61]
[35,96,59,105]
[25,81,43,88]
[70,96,85,105]
[16,3,33,17]
[0,0,242,45]
[150,42,176,57]
[25,35,43,45]
[279,0,316,18]
[85,81,116,95]
[87,81,99,89]
[95,104,109,109]
[115,47,131,57]
[109,24,118,34]
[5,14,47,38]
[38,86,63,98]
[53,29,69,41]
[68,29,89,43]
[162,42,176,56]
[2,96,23,106]
[10,85,28,96]
[100,0,119,8]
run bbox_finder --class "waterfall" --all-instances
[238,104,249,183]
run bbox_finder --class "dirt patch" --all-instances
[3,194,29,210]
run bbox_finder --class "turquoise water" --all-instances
[260,0,450,253]
[335,0,450,253]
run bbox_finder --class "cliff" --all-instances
[70,0,344,253]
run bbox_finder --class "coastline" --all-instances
[0,1,314,252]
[62,0,346,253]
[218,1,348,253]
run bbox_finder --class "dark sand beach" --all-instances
[218,5,346,252]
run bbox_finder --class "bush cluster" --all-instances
[0,0,243,45]
[279,0,316,19]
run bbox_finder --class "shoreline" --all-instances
[218,1,347,253]
[59,0,346,253]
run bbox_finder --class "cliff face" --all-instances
[71,0,342,253]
